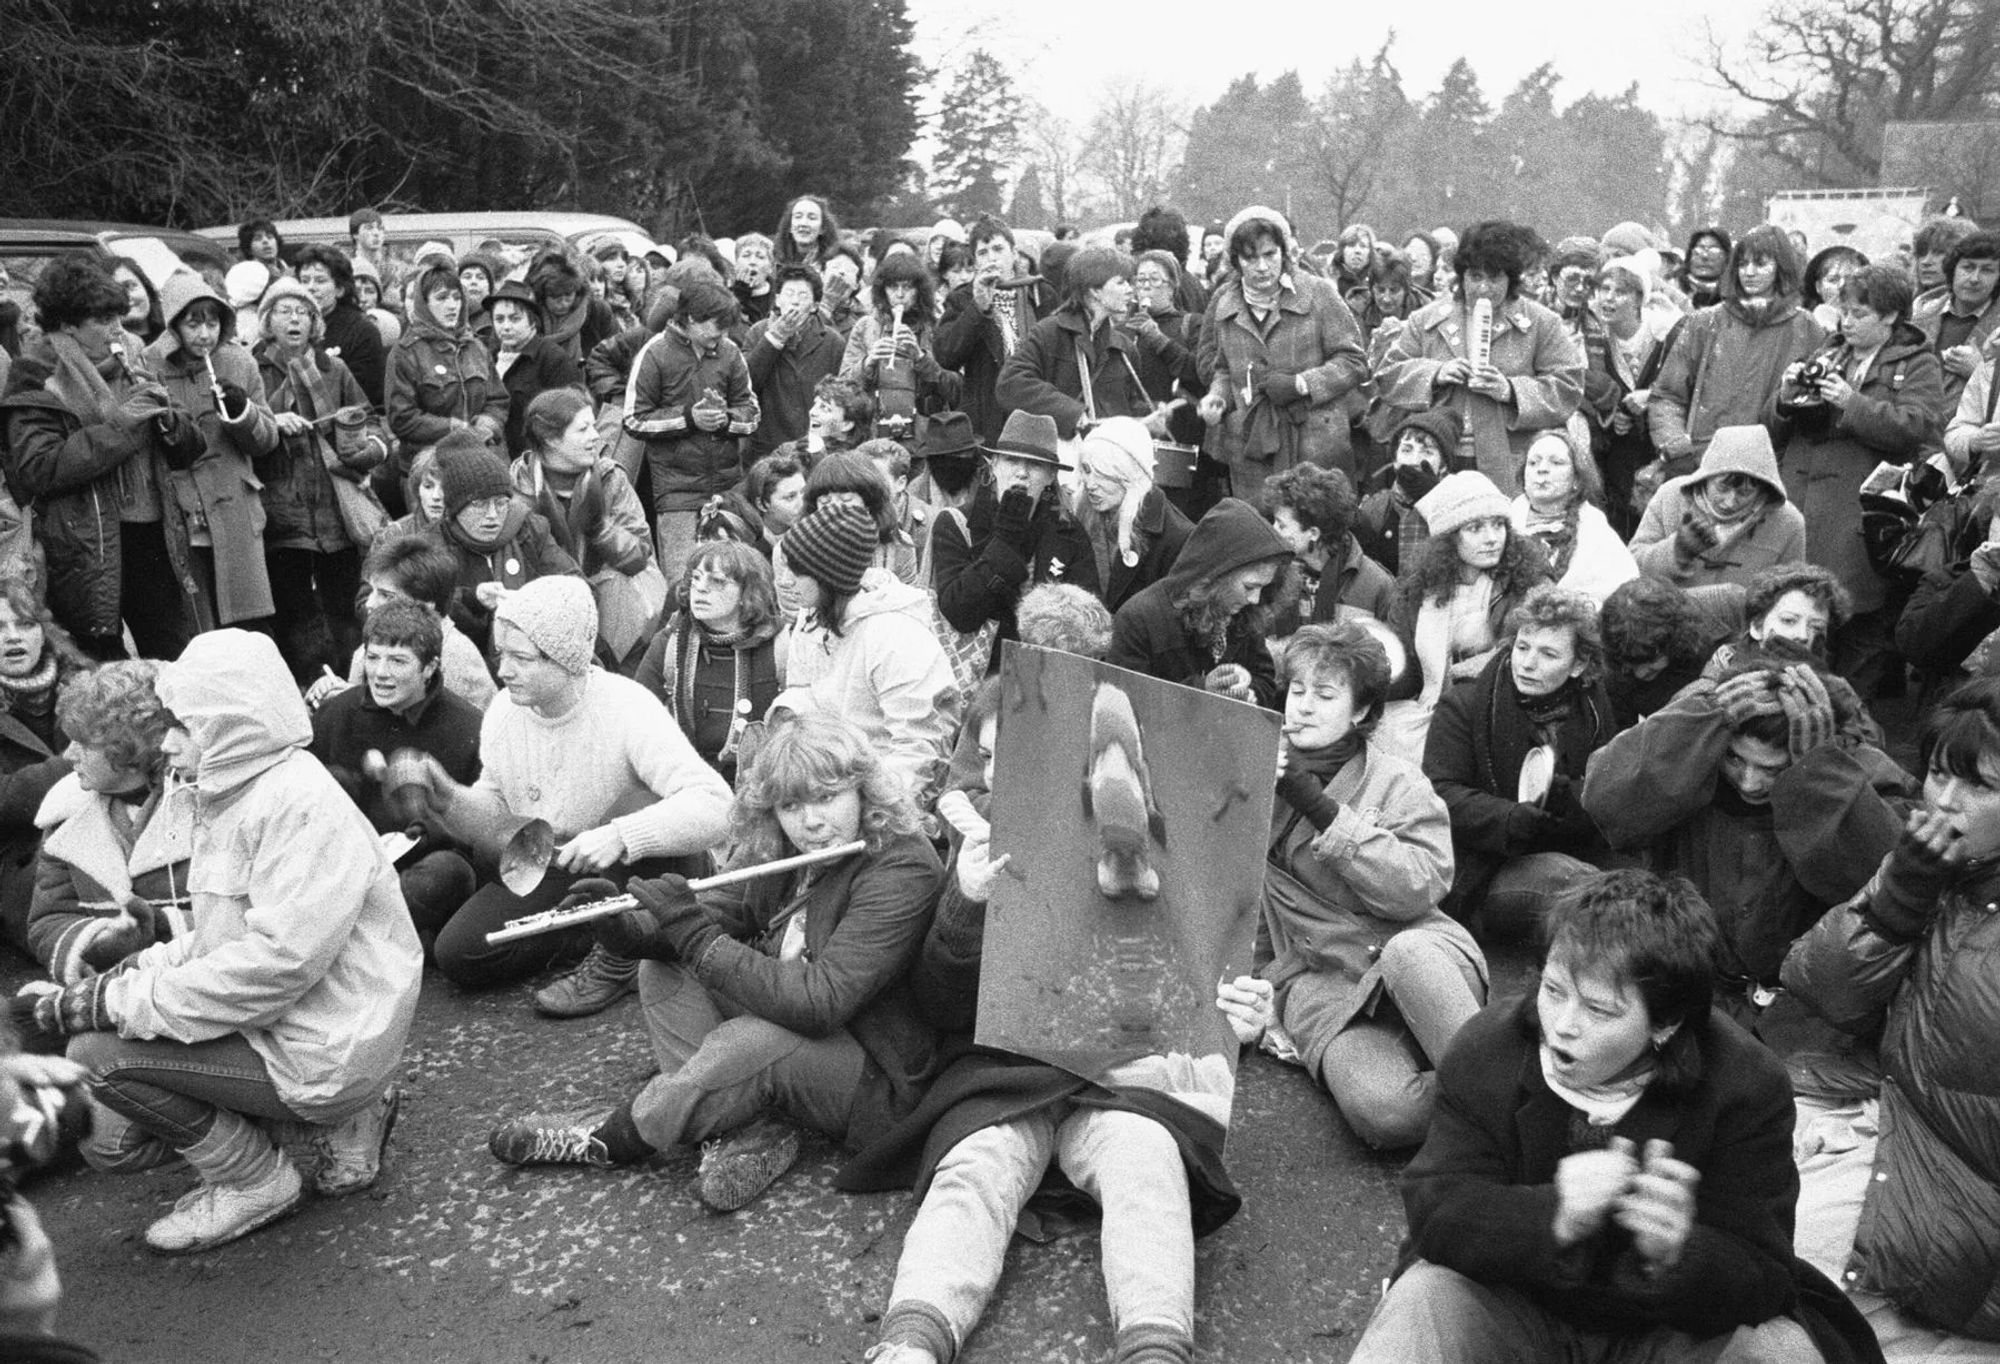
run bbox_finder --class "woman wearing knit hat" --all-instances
[425,431,579,657]
[1196,205,1369,498]
[252,275,392,683]
[407,574,734,1012]
[1375,471,1553,763]
[1071,416,1191,614]
[771,503,959,806]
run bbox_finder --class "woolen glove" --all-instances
[1711,671,1783,728]
[1275,770,1341,833]
[1261,371,1306,406]
[1777,667,1837,759]
[32,975,115,1038]
[1672,514,1720,563]
[625,874,718,962]
[1505,803,1560,852]
[215,382,250,421]
[152,408,206,470]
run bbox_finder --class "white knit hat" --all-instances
[224,260,271,309]
[494,576,598,676]
[1415,471,1511,537]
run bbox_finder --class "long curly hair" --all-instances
[1397,524,1552,619]
[727,713,922,865]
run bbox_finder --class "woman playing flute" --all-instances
[488,712,945,1213]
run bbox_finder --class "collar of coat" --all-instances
[1214,278,1316,323]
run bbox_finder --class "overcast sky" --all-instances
[904,0,1763,126]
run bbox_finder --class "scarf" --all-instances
[1283,730,1364,779]
[544,299,589,361]
[1517,678,1578,748]
[525,460,605,571]
[655,611,778,766]
[0,653,59,717]
[992,288,1019,355]
[1240,274,1287,313]
[1519,503,1580,581]
[1689,481,1765,529]
[1413,575,1495,709]
[44,331,134,426]
[1540,1043,1655,1128]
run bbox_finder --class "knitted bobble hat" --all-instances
[1415,471,1511,537]
[434,434,512,517]
[494,575,598,676]
[783,503,877,596]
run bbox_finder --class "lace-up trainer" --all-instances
[532,945,639,1018]
[144,1158,304,1255]
[696,1117,801,1212]
[489,1113,615,1167]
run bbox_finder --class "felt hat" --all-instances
[916,411,980,460]
[782,504,877,596]
[486,279,545,330]
[494,576,597,676]
[982,410,1066,469]
[434,433,512,517]
[1415,471,1511,537]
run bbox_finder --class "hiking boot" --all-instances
[696,1117,800,1212]
[532,945,639,1018]
[144,1157,304,1255]
[489,1113,615,1168]
[311,1084,401,1197]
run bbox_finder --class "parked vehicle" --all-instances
[195,211,653,275]
[0,218,224,328]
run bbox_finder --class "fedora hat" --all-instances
[917,411,980,460]
[983,410,1067,469]
[487,279,545,330]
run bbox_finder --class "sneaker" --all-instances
[696,1117,800,1212]
[311,1084,401,1197]
[144,1157,305,1255]
[532,945,639,1018]
[489,1113,615,1168]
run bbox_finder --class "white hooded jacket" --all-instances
[106,630,421,1121]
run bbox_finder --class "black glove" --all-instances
[1505,803,1561,854]
[152,408,206,469]
[1261,371,1306,407]
[626,874,717,962]
[1672,514,1720,564]
[216,382,250,421]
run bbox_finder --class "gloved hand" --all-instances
[1776,665,1837,759]
[624,874,716,962]
[1261,371,1306,407]
[561,877,651,957]
[1672,514,1720,563]
[152,408,206,469]
[1711,671,1783,728]
[1505,803,1562,852]
[15,974,116,1041]
[81,896,161,971]
[215,382,250,421]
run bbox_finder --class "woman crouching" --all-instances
[488,713,944,1212]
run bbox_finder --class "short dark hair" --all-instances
[937,240,975,279]
[772,262,823,304]
[1745,563,1851,632]
[347,207,383,238]
[1228,218,1287,271]
[1063,246,1133,309]
[363,597,444,668]
[813,375,874,434]
[806,449,895,541]
[1943,230,2000,287]
[32,255,131,332]
[1538,869,1721,1091]
[1920,675,2000,782]
[968,216,1014,252]
[1601,577,1701,670]
[237,218,282,260]
[1264,463,1358,541]
[362,535,461,617]
[292,244,356,305]
[1913,214,1978,261]
[675,280,739,326]
[746,451,805,509]
[1131,206,1190,265]
[1837,262,1915,322]
[1279,620,1392,736]
[869,251,936,320]
[528,256,584,302]
[1722,225,1804,304]
[1454,221,1543,298]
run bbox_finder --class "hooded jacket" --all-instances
[386,290,508,455]
[104,630,421,1122]
[1630,429,1807,589]
[1647,295,1826,475]
[1773,321,1945,614]
[772,575,962,804]
[1106,497,1292,708]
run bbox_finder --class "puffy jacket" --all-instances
[254,340,388,554]
[1200,272,1369,481]
[1374,295,1585,496]
[622,324,758,512]
[1631,431,1807,590]
[1647,297,1825,476]
[1783,849,2000,1339]
[105,630,421,1122]
[1773,322,1944,614]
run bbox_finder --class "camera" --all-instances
[1790,357,1834,405]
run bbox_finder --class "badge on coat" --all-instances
[505,558,520,576]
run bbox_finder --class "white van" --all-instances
[195,211,654,276]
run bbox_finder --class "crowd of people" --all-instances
[0,193,1996,1363]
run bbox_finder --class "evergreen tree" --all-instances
[932,49,1019,223]
[1010,163,1048,229]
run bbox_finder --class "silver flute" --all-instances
[485,840,868,944]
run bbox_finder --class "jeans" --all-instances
[433,858,671,988]
[627,959,864,1151]
[1283,927,1486,1149]
[650,510,701,586]
[1348,1260,1823,1364]
[881,1104,1195,1363]
[70,1031,307,1150]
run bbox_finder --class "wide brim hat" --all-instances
[487,279,545,330]
[981,410,1067,469]
[917,411,980,460]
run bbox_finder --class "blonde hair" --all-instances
[727,713,921,864]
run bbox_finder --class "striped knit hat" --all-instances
[783,504,876,596]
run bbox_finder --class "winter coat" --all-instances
[507,453,651,582]
[321,301,387,410]
[1647,299,1826,476]
[633,614,783,784]
[27,774,193,985]
[1073,485,1193,615]
[934,281,1041,444]
[772,576,960,804]
[309,676,483,846]
[1200,272,1369,482]
[141,317,281,625]
[105,630,422,1122]
[1509,498,1639,604]
[1581,680,1908,985]
[254,341,389,555]
[1773,323,1945,614]
[1399,998,1877,1356]
[1106,498,1292,708]
[622,325,759,512]
[996,309,1151,441]
[1374,295,1585,496]
[1631,439,1806,590]
[931,485,1099,644]
[837,312,959,431]
[386,307,508,460]
[1944,359,2000,468]
[1913,289,2000,419]
[1782,850,2000,1339]
[493,337,583,460]
[744,312,846,458]
[0,708,70,955]
[1262,742,1467,1042]
[429,502,581,653]
[1896,557,2000,693]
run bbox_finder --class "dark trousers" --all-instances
[266,545,362,684]
[433,856,682,989]
[74,522,195,662]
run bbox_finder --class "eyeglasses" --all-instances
[1134,273,1169,287]
[269,304,313,320]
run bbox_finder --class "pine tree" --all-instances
[1010,163,1048,229]
[932,49,1019,222]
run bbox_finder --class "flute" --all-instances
[484,840,869,944]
